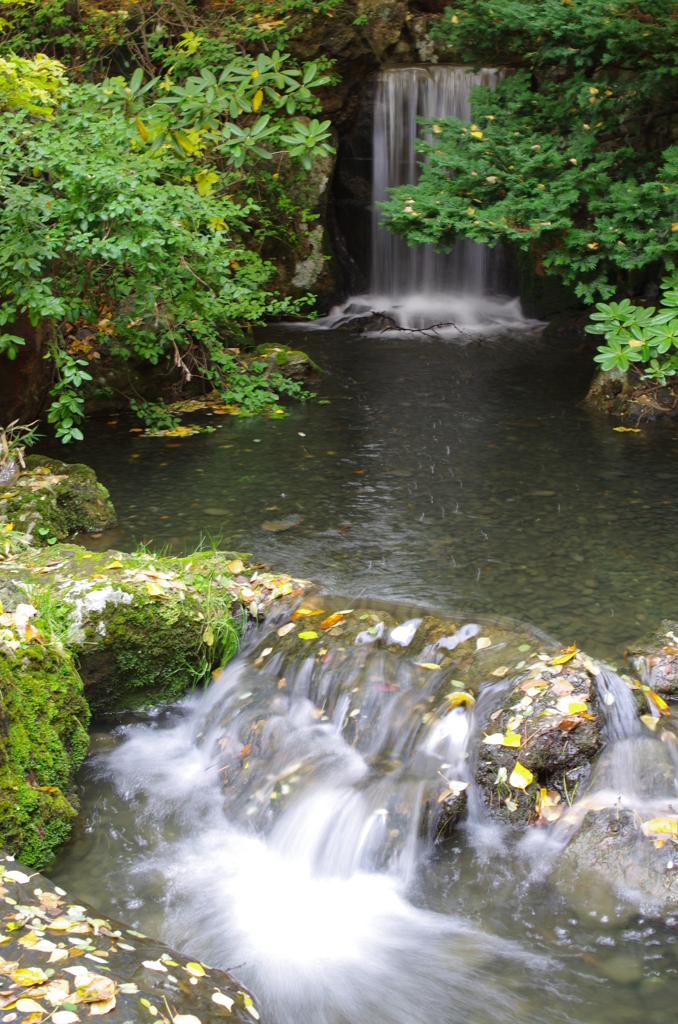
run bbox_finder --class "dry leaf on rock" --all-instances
[12,968,48,987]
[277,622,295,637]
[53,1012,80,1024]
[212,992,234,1009]
[184,963,206,978]
[509,762,533,789]
[476,637,491,650]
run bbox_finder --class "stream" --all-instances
[38,323,678,1024]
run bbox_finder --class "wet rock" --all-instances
[585,366,678,421]
[472,654,608,827]
[0,456,116,547]
[627,619,678,699]
[253,343,321,383]
[558,807,678,913]
[0,856,260,1022]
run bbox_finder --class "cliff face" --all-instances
[0,315,54,426]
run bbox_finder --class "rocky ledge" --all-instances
[0,855,260,1023]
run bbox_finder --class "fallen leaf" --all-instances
[89,997,116,1015]
[320,613,343,630]
[103,561,122,570]
[509,762,533,789]
[141,961,167,973]
[502,730,521,748]
[212,992,234,1009]
[4,871,30,884]
[184,963,206,978]
[446,691,475,708]
[145,581,165,597]
[567,701,588,714]
[482,733,505,745]
[76,975,115,1003]
[49,949,69,963]
[640,714,659,731]
[491,666,509,677]
[415,662,442,670]
[12,968,48,987]
[641,817,678,837]
[476,637,492,650]
[613,426,641,433]
[292,608,323,621]
[490,709,503,720]
[552,645,577,665]
[227,559,244,574]
[276,623,296,638]
[53,1012,80,1024]
[15,999,44,1013]
[551,680,574,696]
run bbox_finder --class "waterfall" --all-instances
[371,66,499,299]
[319,65,535,334]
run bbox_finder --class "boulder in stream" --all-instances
[627,619,678,699]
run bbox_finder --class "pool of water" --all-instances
[38,323,678,662]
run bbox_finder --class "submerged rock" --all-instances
[0,455,116,547]
[0,856,260,1022]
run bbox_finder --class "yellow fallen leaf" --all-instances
[502,731,521,748]
[640,714,659,731]
[446,691,475,707]
[643,686,669,712]
[184,962,206,978]
[227,559,244,574]
[12,967,48,986]
[2,523,14,532]
[49,949,69,963]
[280,583,292,596]
[552,645,577,665]
[476,637,491,650]
[292,607,323,620]
[568,702,588,714]
[103,560,123,570]
[145,581,165,597]
[76,974,116,1003]
[0,492,17,499]
[298,631,318,640]
[613,426,641,433]
[509,761,533,789]
[415,662,442,670]
[641,817,678,837]
[482,733,505,745]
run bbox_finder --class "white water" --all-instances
[322,66,538,334]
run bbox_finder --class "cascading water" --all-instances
[322,66,536,333]
[53,610,678,1024]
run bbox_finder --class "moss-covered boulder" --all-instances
[6,544,309,718]
[0,455,116,548]
[0,639,90,869]
[254,342,321,382]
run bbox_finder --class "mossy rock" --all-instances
[626,618,678,698]
[0,455,116,547]
[253,343,321,380]
[5,544,309,718]
[0,641,90,868]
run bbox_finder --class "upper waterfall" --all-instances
[320,64,537,334]
[371,65,500,298]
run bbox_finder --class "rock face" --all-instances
[627,619,678,698]
[585,366,678,421]
[0,455,116,547]
[0,856,261,1023]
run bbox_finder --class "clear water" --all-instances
[38,325,678,662]
[42,322,678,1023]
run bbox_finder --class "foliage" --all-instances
[586,273,678,385]
[0,0,343,78]
[0,51,64,115]
[380,0,678,377]
[0,53,331,441]
[0,419,39,468]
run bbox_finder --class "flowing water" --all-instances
[37,65,678,1021]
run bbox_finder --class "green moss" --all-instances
[0,642,90,869]
[0,456,116,547]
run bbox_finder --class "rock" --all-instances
[0,857,261,1023]
[0,455,116,547]
[627,619,678,698]
[585,366,678,421]
[558,806,678,914]
[0,638,90,868]
[253,343,321,383]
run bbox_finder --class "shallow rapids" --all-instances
[53,607,678,1024]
